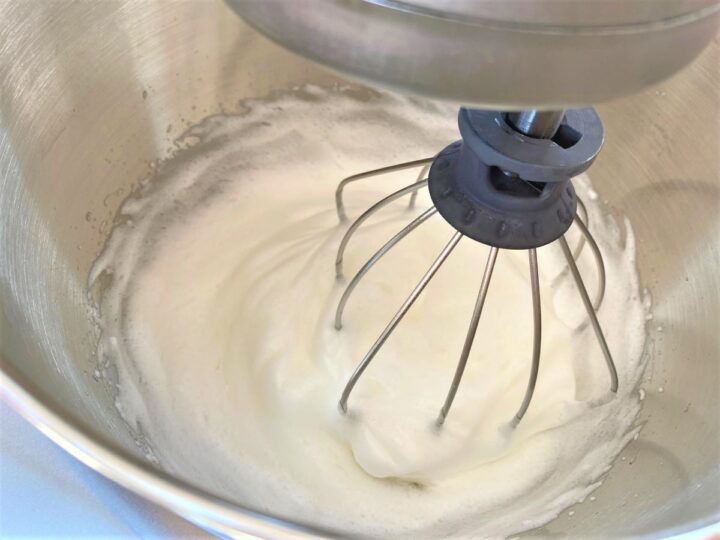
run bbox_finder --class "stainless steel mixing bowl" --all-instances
[0,1,718,537]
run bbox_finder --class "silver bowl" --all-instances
[0,1,718,537]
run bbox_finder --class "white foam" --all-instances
[90,88,649,538]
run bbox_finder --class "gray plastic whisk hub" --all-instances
[428,108,604,249]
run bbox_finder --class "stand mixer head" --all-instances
[226,0,720,107]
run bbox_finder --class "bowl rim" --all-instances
[2,354,719,538]
[0,358,336,539]
[358,0,720,35]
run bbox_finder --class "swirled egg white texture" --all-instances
[91,87,648,538]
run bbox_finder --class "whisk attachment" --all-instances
[334,106,617,426]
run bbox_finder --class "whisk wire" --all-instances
[573,197,589,259]
[339,231,463,414]
[514,248,542,423]
[335,157,434,222]
[335,206,438,330]
[335,179,429,279]
[407,160,433,210]
[573,214,606,311]
[437,246,499,426]
[559,236,619,392]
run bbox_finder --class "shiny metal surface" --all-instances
[0,0,718,537]
[365,0,719,27]
[507,110,565,139]
[226,0,720,107]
